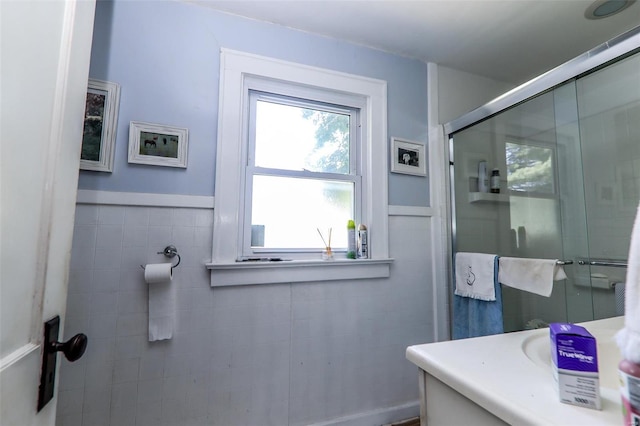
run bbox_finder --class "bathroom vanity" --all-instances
[406,316,624,425]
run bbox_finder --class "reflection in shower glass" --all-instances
[506,141,555,194]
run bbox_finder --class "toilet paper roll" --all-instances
[144,263,173,284]
[144,263,174,341]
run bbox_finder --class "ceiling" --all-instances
[189,0,640,85]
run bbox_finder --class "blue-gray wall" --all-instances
[80,0,430,206]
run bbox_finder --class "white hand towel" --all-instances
[455,252,497,301]
[498,257,567,297]
[617,204,640,363]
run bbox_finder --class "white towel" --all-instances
[455,252,497,301]
[498,257,567,297]
[617,204,640,363]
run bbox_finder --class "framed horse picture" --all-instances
[128,121,189,168]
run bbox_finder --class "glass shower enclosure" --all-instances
[447,28,640,333]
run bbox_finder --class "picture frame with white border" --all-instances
[390,137,426,176]
[128,121,188,168]
[80,79,121,172]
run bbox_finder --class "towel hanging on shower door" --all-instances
[453,255,503,339]
[454,252,497,301]
[498,257,566,297]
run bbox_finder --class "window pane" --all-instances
[506,142,555,193]
[251,175,354,249]
[255,100,350,174]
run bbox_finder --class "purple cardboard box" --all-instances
[550,323,601,410]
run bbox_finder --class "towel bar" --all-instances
[577,258,627,268]
[556,260,573,265]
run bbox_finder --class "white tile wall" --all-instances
[57,205,433,426]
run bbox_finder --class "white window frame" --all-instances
[207,49,391,286]
[243,89,362,257]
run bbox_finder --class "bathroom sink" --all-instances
[408,316,626,425]
[521,323,622,390]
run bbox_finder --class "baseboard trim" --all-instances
[307,401,419,426]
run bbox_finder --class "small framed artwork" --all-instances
[390,137,427,176]
[128,121,188,168]
[80,79,121,172]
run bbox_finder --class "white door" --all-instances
[0,1,96,424]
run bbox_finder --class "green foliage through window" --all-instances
[301,109,350,174]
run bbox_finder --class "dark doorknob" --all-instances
[38,317,88,412]
[50,333,87,362]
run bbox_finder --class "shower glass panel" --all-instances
[451,88,591,332]
[575,52,640,320]
[450,48,640,333]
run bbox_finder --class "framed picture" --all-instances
[390,137,427,176]
[128,121,188,168]
[80,79,120,172]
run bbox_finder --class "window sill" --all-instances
[205,258,394,287]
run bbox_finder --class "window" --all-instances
[209,49,390,286]
[245,91,360,256]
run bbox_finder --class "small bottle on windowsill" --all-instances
[347,220,356,259]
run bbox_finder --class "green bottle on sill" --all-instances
[347,220,356,259]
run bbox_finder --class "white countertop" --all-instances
[406,316,624,425]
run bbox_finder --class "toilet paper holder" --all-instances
[140,245,181,270]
